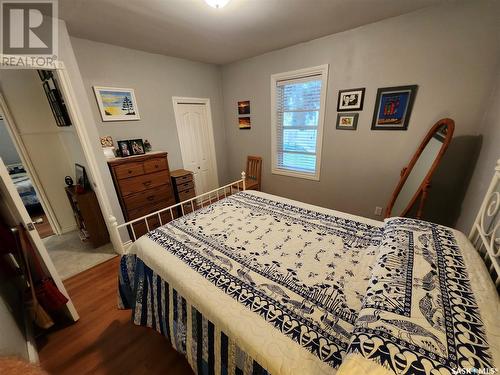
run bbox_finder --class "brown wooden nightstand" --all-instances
[171,169,196,215]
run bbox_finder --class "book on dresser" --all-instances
[107,151,176,237]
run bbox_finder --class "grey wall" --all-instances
[220,1,500,221]
[70,37,228,184]
[456,68,500,232]
[0,119,21,165]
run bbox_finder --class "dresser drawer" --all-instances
[144,158,168,174]
[119,170,170,196]
[173,173,193,185]
[127,198,176,220]
[178,187,196,201]
[123,184,173,211]
[115,162,144,179]
[176,180,194,193]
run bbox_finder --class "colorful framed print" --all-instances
[337,88,365,111]
[130,139,145,155]
[93,86,140,122]
[371,85,418,130]
[336,113,358,130]
[239,117,251,129]
[238,100,250,115]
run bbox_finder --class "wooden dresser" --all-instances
[108,152,175,237]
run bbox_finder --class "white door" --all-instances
[0,157,78,322]
[173,99,219,194]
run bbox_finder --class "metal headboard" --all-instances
[468,159,500,291]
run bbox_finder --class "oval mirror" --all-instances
[385,118,455,218]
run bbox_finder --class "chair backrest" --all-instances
[246,156,262,182]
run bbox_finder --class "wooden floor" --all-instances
[38,256,193,375]
[32,212,54,239]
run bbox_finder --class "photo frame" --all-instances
[337,88,365,111]
[238,100,250,115]
[93,86,140,122]
[129,139,145,155]
[371,85,418,130]
[117,140,132,157]
[239,117,251,129]
[336,113,358,130]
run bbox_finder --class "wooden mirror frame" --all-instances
[385,118,455,219]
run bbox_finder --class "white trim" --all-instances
[172,96,220,189]
[270,64,329,181]
[0,94,61,235]
[92,86,140,121]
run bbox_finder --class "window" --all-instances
[271,65,328,180]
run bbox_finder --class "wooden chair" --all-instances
[242,156,262,191]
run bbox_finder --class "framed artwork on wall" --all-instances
[371,85,418,130]
[238,100,250,115]
[336,113,358,130]
[337,88,365,111]
[93,86,140,122]
[239,117,251,129]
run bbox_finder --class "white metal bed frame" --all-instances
[469,159,500,290]
[111,172,246,254]
[111,161,500,290]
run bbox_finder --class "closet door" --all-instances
[0,157,78,322]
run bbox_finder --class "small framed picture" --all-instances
[336,113,358,130]
[130,139,145,155]
[371,85,418,130]
[117,140,132,157]
[238,100,250,115]
[239,117,251,129]
[337,88,365,111]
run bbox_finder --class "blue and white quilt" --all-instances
[119,191,499,375]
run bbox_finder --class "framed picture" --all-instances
[100,136,113,148]
[238,100,250,115]
[337,88,365,111]
[117,140,132,157]
[239,117,251,129]
[336,113,358,130]
[93,86,140,122]
[371,85,418,130]
[130,139,145,155]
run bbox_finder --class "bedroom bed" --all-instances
[7,164,41,212]
[115,169,499,375]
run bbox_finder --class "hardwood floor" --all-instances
[38,256,193,375]
[32,212,54,239]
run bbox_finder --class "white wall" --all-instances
[0,70,84,233]
[456,68,500,232]
[220,1,500,223]
[69,37,229,184]
[0,119,21,165]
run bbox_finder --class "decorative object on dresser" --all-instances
[100,135,115,159]
[108,151,175,238]
[65,186,109,247]
[240,155,262,191]
[171,169,196,215]
[129,139,145,155]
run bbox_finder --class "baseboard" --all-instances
[60,223,78,234]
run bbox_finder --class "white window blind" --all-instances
[271,65,328,180]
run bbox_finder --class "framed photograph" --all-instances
[336,113,358,130]
[130,139,145,155]
[117,140,132,157]
[337,88,365,111]
[100,136,113,148]
[238,100,250,115]
[239,117,251,129]
[371,85,418,130]
[93,86,140,122]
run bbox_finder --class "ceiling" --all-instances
[59,0,441,65]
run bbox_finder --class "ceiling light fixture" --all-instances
[204,0,230,9]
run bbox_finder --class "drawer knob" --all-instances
[128,170,132,174]
[143,181,152,187]
[147,196,155,201]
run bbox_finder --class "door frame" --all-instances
[172,97,220,190]
[0,94,61,235]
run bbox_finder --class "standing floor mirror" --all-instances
[385,118,455,219]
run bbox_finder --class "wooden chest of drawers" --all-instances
[171,169,196,215]
[108,152,175,237]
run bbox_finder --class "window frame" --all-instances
[270,64,329,181]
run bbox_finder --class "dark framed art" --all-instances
[117,140,132,157]
[337,88,365,111]
[239,117,251,129]
[238,100,250,115]
[371,85,418,130]
[130,139,145,155]
[336,113,358,130]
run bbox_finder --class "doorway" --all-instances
[0,69,115,280]
[172,97,219,195]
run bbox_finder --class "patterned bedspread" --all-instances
[119,191,499,375]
